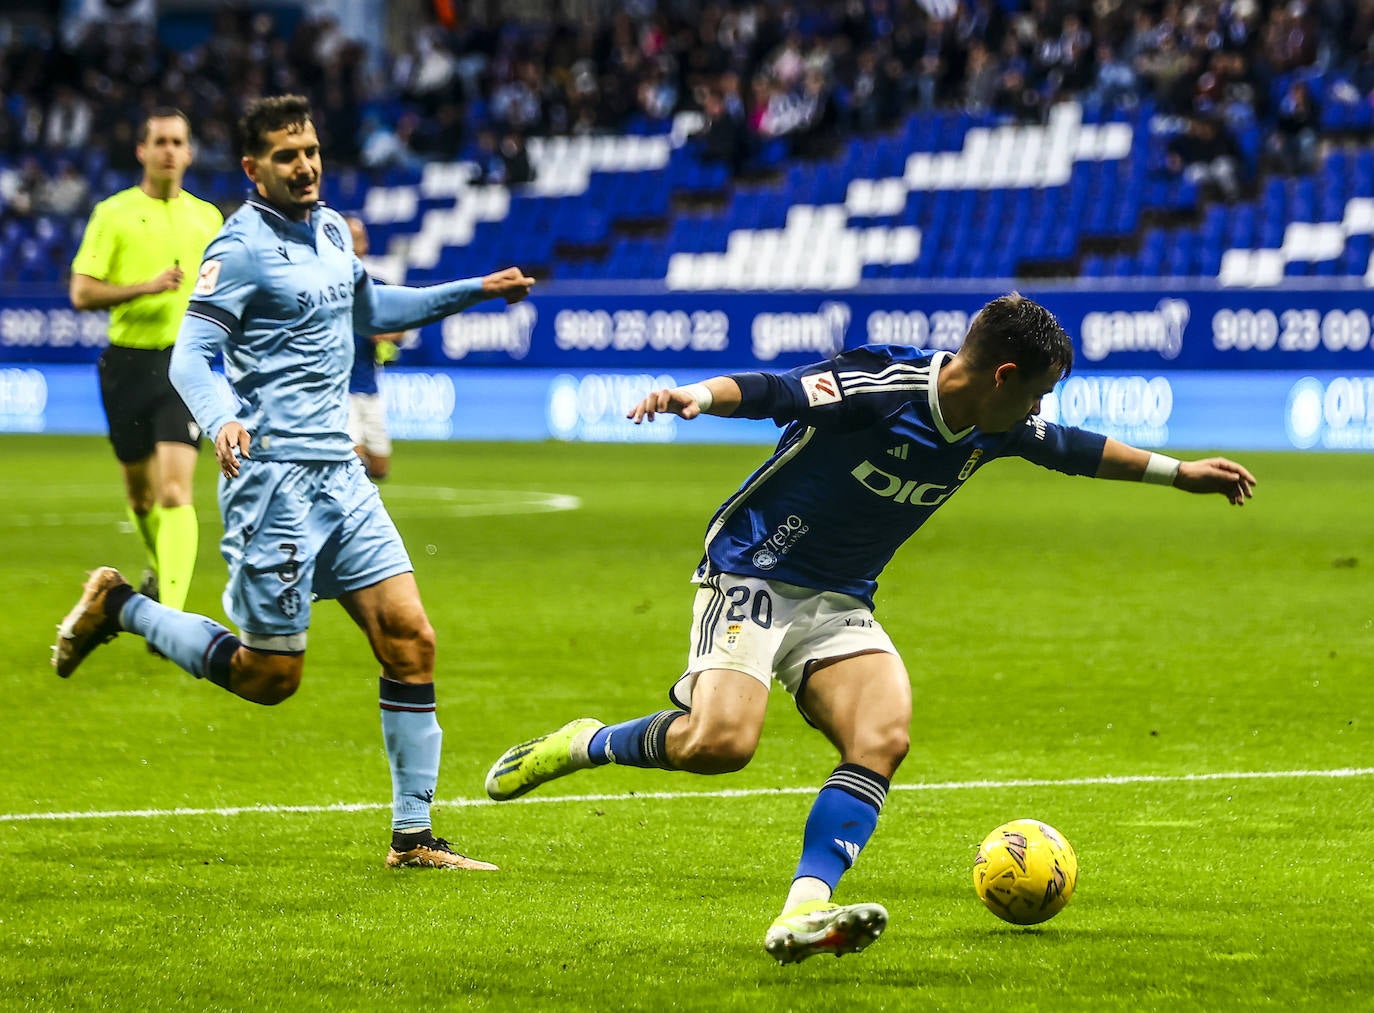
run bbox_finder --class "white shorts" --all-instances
[671,574,898,714]
[348,392,391,456]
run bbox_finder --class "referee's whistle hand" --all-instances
[146,265,184,294]
[215,422,251,479]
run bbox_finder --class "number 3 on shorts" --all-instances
[277,542,300,583]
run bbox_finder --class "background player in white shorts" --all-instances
[485,293,1256,963]
[345,215,402,480]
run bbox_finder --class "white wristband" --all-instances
[680,382,714,412]
[1142,452,1181,486]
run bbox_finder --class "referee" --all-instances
[70,107,222,612]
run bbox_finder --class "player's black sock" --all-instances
[391,827,435,851]
[102,582,135,627]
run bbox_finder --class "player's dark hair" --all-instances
[238,94,313,157]
[960,293,1074,380]
[139,107,191,143]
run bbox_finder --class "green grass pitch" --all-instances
[1,434,1369,1011]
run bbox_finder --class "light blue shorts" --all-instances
[217,457,412,648]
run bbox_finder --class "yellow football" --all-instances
[973,819,1078,925]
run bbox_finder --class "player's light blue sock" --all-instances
[380,678,441,832]
[587,710,685,769]
[118,592,239,690]
[792,764,890,891]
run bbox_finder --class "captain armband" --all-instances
[1142,452,1182,486]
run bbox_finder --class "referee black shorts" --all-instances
[97,345,203,464]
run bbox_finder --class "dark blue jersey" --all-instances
[349,333,379,395]
[699,345,1107,607]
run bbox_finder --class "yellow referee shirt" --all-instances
[70,186,224,350]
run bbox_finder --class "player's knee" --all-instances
[239,669,301,706]
[156,479,192,508]
[378,616,435,681]
[235,654,303,705]
[881,725,911,767]
[409,620,436,674]
[853,722,909,774]
[676,722,758,773]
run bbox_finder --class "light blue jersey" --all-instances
[167,194,495,640]
[171,195,485,460]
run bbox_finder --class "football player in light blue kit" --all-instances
[487,294,1256,960]
[53,95,535,871]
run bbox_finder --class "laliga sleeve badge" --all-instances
[801,371,842,407]
[194,260,221,295]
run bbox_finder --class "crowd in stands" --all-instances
[2,0,1374,226]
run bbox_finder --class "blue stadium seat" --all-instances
[1291,178,1317,221]
[1227,203,1257,246]
[873,137,905,178]
[1051,226,1077,260]
[1201,205,1227,242]
[1356,149,1374,190]
[1138,229,1167,274]
[1107,253,1135,276]
[1166,232,1196,275]
[1341,235,1371,274]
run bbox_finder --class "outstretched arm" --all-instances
[628,349,921,428]
[626,376,743,422]
[354,267,534,335]
[1096,438,1257,505]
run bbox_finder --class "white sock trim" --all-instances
[783,876,832,913]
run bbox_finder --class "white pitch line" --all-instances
[3,766,1372,824]
[11,487,581,527]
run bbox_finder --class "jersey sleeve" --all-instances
[169,313,238,439]
[70,199,117,280]
[172,232,254,439]
[183,232,255,335]
[733,345,922,430]
[353,272,485,335]
[1001,416,1107,477]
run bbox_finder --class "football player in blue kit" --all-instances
[53,95,535,871]
[486,293,1255,961]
